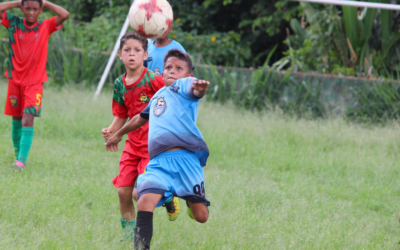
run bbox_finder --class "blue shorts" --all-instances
[137,149,210,207]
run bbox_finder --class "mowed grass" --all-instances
[1,83,400,249]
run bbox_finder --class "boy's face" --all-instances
[21,1,43,25]
[118,39,148,72]
[158,26,173,40]
[162,57,193,86]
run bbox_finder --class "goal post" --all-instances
[94,0,135,98]
[94,16,130,98]
[289,0,400,11]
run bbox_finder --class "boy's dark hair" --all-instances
[164,49,193,74]
[22,0,43,7]
[120,32,148,51]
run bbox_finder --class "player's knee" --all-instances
[194,210,209,223]
[21,113,34,127]
[136,194,159,212]
[118,188,133,201]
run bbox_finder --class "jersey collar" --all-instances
[123,68,148,88]
[23,18,39,29]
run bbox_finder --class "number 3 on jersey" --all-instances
[36,94,42,106]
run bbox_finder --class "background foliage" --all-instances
[1,0,400,121]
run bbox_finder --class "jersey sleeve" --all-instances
[179,77,200,100]
[140,103,151,120]
[46,16,63,34]
[112,78,128,119]
[1,12,15,28]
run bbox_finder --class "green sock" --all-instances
[120,218,136,241]
[11,120,22,159]
[17,127,34,165]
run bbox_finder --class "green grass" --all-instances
[1,83,400,249]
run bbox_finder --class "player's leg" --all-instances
[112,151,141,240]
[117,185,137,240]
[135,156,173,249]
[132,187,138,201]
[118,185,135,220]
[17,113,35,167]
[15,84,43,168]
[4,81,23,167]
[11,116,22,164]
[187,201,209,223]
[131,157,149,202]
[135,193,162,250]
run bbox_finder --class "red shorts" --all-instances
[4,82,43,117]
[112,150,149,188]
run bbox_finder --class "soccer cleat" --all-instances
[163,197,180,221]
[11,161,25,171]
[186,201,194,220]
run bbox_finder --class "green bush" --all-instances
[171,20,252,67]
[346,80,400,122]
[195,61,325,118]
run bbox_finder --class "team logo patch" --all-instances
[18,35,24,39]
[154,97,166,117]
[139,91,150,103]
[169,86,180,93]
[154,68,161,76]
[35,33,39,41]
[10,95,17,107]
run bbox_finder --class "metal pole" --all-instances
[94,16,130,98]
[289,0,400,10]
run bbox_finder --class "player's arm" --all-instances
[192,79,210,98]
[102,117,127,142]
[105,114,148,152]
[0,0,20,20]
[42,0,69,26]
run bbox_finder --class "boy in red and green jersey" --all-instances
[112,68,164,166]
[102,32,165,241]
[0,0,69,170]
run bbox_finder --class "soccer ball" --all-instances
[128,0,174,39]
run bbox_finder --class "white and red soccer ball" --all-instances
[128,0,174,39]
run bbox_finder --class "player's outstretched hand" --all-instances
[192,79,210,92]
[105,134,123,152]
[102,128,113,142]
[42,0,47,8]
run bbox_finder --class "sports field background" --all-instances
[1,83,400,249]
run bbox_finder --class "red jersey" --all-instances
[0,12,62,86]
[112,68,165,158]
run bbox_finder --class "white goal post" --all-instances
[94,16,130,98]
[289,0,400,11]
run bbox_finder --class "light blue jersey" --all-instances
[145,40,186,76]
[140,77,209,166]
[138,77,210,206]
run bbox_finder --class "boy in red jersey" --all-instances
[101,32,165,241]
[0,0,69,170]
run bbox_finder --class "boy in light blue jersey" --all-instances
[105,49,210,249]
[143,26,188,219]
[144,26,186,76]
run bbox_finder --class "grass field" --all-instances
[1,83,400,249]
